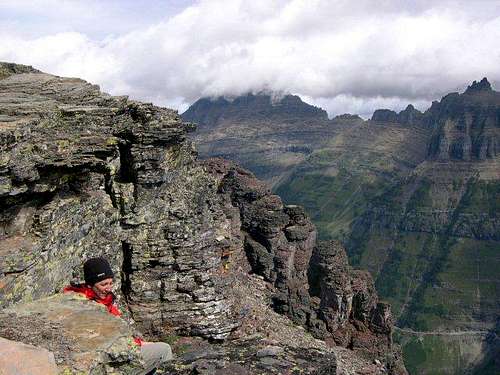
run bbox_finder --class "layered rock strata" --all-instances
[203,159,406,373]
[0,62,237,340]
[184,93,360,188]
[0,63,404,374]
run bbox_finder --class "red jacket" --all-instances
[63,284,143,345]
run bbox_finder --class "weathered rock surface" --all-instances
[0,337,58,375]
[0,63,405,374]
[0,293,142,374]
[203,158,406,373]
[163,336,337,375]
[0,63,237,341]
[161,270,394,375]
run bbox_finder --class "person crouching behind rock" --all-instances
[64,257,173,374]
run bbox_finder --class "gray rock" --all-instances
[256,345,284,357]
[0,293,142,374]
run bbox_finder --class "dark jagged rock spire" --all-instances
[465,77,492,93]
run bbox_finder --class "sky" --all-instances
[1,0,500,118]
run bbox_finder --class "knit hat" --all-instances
[84,257,114,285]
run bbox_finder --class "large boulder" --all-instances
[0,293,142,374]
[0,337,58,375]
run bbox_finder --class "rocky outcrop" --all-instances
[0,65,237,341]
[203,158,406,373]
[204,159,316,325]
[465,77,492,93]
[309,243,397,366]
[0,62,39,80]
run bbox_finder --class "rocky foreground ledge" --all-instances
[0,63,406,374]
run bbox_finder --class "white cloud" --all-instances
[304,95,431,119]
[1,0,499,117]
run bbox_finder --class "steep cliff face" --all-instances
[185,81,500,375]
[0,63,237,341]
[0,63,404,374]
[349,82,500,374]
[427,78,500,162]
[203,159,406,373]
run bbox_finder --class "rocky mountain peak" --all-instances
[370,105,423,125]
[371,109,399,123]
[182,92,328,128]
[465,77,492,93]
[425,79,500,161]
[398,104,423,125]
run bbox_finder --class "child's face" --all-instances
[92,278,113,299]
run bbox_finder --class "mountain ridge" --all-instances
[184,76,498,128]
[185,78,500,375]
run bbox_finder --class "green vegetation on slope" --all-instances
[275,166,391,247]
[395,332,485,375]
[277,165,500,375]
[459,179,500,216]
[188,86,500,375]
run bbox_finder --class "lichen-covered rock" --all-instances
[0,64,237,340]
[0,293,142,374]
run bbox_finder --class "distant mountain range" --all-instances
[183,79,500,375]
[183,92,363,187]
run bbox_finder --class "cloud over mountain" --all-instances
[1,0,499,117]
